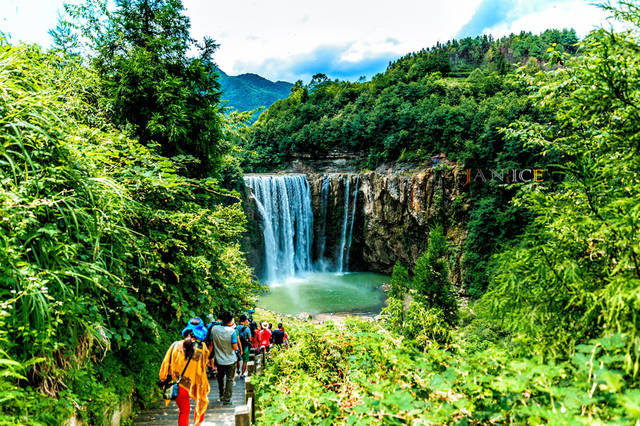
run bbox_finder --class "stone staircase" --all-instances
[133,348,266,425]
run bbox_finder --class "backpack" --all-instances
[237,325,251,348]
[272,329,285,345]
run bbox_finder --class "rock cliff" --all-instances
[241,183,265,277]
[307,165,465,279]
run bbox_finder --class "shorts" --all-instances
[242,350,250,363]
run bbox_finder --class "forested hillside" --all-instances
[218,68,293,115]
[243,29,577,171]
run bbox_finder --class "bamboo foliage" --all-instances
[0,41,258,409]
[482,2,640,374]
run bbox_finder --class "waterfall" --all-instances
[317,175,331,262]
[336,176,350,273]
[245,175,314,283]
[345,175,360,271]
[247,173,361,279]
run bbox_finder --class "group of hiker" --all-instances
[157,310,289,426]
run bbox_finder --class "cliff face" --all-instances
[241,184,265,278]
[307,165,465,280]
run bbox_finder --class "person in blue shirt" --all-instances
[236,315,252,378]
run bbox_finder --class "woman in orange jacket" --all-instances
[159,318,210,426]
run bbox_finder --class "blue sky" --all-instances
[0,0,609,83]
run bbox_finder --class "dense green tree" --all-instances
[389,262,410,300]
[412,225,458,324]
[482,1,640,368]
[55,0,223,176]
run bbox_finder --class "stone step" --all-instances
[134,375,246,425]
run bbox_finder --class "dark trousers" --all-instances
[215,362,234,403]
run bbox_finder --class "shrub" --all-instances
[412,225,458,324]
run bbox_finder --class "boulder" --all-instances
[295,312,312,321]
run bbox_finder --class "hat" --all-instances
[248,309,255,314]
[182,317,207,341]
[262,322,268,328]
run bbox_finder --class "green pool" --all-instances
[257,272,389,315]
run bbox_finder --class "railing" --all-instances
[234,347,268,425]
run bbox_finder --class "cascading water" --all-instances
[312,174,361,273]
[317,175,331,263]
[245,175,314,283]
[345,175,360,271]
[336,176,350,273]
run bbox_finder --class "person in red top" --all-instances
[251,322,261,349]
[257,321,272,354]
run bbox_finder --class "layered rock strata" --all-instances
[243,164,466,285]
[307,165,464,276]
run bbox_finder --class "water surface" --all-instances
[258,272,388,315]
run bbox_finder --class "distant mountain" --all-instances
[217,69,293,115]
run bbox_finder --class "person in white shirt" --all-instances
[207,311,238,405]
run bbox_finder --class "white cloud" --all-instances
[234,43,400,83]
[0,0,65,46]
[183,0,480,80]
[481,1,609,38]
[0,0,612,82]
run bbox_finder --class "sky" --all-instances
[0,0,611,83]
